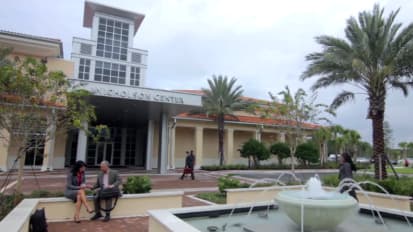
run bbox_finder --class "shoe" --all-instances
[90,213,102,221]
[87,208,95,214]
[74,216,81,223]
[103,215,110,222]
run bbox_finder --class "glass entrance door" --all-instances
[25,138,44,167]
[95,142,114,165]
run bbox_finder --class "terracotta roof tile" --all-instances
[176,112,320,130]
[174,89,269,104]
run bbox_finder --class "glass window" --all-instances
[78,58,91,80]
[93,61,128,85]
[130,66,140,86]
[96,17,129,60]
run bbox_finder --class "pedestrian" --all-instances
[339,152,358,201]
[180,150,195,180]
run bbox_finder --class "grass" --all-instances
[366,166,413,175]
[196,192,226,204]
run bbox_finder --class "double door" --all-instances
[95,142,114,165]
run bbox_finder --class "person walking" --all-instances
[339,152,358,201]
[180,150,195,180]
[90,161,122,222]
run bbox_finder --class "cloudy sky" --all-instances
[1,0,413,146]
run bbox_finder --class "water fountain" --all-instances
[275,176,358,231]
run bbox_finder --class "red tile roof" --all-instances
[176,112,320,130]
[174,89,269,104]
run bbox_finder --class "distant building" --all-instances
[0,1,318,173]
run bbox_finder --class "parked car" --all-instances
[356,157,370,164]
[327,154,340,162]
[397,158,413,167]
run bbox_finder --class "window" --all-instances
[131,52,141,64]
[96,17,129,61]
[78,58,91,80]
[130,66,140,86]
[94,61,126,84]
[80,43,92,55]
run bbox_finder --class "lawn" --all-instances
[366,166,413,175]
[196,192,226,204]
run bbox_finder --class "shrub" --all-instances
[218,176,249,194]
[270,142,290,164]
[0,193,23,221]
[123,176,151,194]
[239,139,270,167]
[196,192,226,204]
[27,190,64,198]
[295,142,319,165]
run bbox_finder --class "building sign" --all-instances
[70,80,202,106]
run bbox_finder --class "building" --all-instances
[0,1,318,173]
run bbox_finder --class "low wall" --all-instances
[226,186,412,211]
[0,191,183,232]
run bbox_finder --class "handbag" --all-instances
[184,167,193,174]
[98,187,121,212]
[99,186,121,199]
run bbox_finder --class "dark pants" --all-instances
[340,186,358,201]
[180,167,194,180]
[94,195,113,216]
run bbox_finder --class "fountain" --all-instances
[275,176,358,231]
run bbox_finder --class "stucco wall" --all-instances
[174,127,195,168]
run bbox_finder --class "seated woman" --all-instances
[64,160,94,223]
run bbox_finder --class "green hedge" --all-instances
[218,176,249,194]
[201,162,344,171]
[322,174,413,196]
[123,176,152,194]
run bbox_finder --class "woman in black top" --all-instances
[64,160,94,223]
[339,152,358,201]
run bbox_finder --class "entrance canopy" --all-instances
[71,79,202,125]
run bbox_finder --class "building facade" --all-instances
[0,1,318,173]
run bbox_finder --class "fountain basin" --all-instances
[276,190,358,231]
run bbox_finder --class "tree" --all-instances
[270,142,290,165]
[0,49,98,193]
[301,5,413,179]
[328,125,344,162]
[295,142,319,166]
[312,127,331,165]
[267,86,333,172]
[343,129,362,160]
[202,75,244,166]
[239,139,270,167]
[383,121,393,153]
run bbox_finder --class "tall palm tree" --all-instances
[301,5,413,179]
[343,129,362,160]
[202,75,244,166]
[313,127,332,165]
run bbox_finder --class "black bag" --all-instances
[99,186,121,199]
[29,208,48,232]
[98,187,121,212]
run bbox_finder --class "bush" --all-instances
[295,142,319,165]
[27,190,64,198]
[218,176,249,194]
[270,142,290,164]
[239,139,270,167]
[201,164,248,171]
[123,176,151,194]
[0,193,23,221]
[196,192,226,204]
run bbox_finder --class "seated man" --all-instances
[90,160,122,222]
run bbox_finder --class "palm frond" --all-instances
[330,91,355,109]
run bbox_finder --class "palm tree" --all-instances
[202,75,243,166]
[343,129,362,160]
[329,125,344,162]
[301,5,413,179]
[313,127,332,166]
[398,142,408,159]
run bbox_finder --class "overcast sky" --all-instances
[1,0,413,146]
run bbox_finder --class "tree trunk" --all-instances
[372,111,387,180]
[218,114,225,166]
[16,151,26,193]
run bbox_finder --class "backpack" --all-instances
[29,208,48,232]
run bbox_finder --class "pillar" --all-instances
[157,113,169,174]
[146,120,154,171]
[168,124,176,169]
[76,121,88,162]
[120,128,127,166]
[226,128,234,164]
[0,129,10,172]
[279,132,286,143]
[41,113,57,171]
[255,128,262,142]
[195,127,203,169]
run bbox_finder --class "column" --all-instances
[168,124,176,169]
[255,128,262,142]
[145,120,154,171]
[0,129,10,172]
[226,128,234,164]
[41,113,57,171]
[157,113,169,174]
[279,132,286,143]
[76,121,88,162]
[120,128,127,166]
[195,127,203,169]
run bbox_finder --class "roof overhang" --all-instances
[0,31,63,58]
[83,1,145,35]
